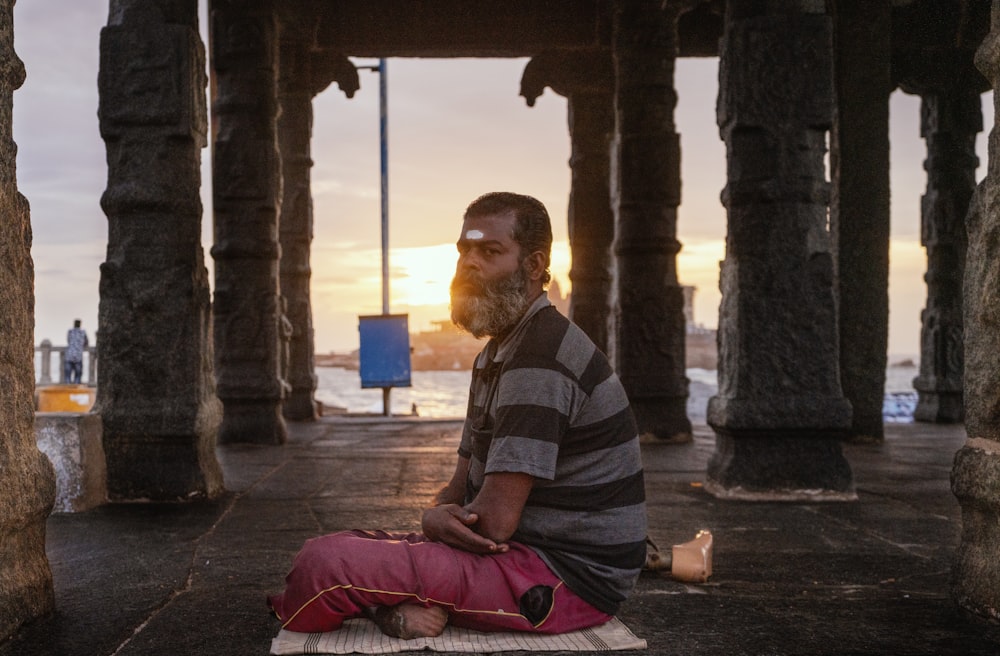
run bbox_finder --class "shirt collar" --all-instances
[489,292,551,362]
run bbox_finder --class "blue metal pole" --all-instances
[378,59,391,415]
[379,58,389,317]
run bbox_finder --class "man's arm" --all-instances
[464,472,533,543]
[433,455,469,506]
[422,457,533,553]
[423,456,500,553]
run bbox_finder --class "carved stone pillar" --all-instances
[210,0,288,444]
[520,52,615,353]
[952,0,1000,621]
[830,0,892,443]
[892,0,989,425]
[911,89,980,423]
[611,0,691,441]
[0,0,56,638]
[96,0,223,499]
[707,2,854,500]
[277,24,318,421]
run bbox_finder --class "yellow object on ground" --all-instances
[36,385,96,412]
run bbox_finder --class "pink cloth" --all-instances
[268,530,611,634]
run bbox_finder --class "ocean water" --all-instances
[316,367,472,418]
[316,364,921,422]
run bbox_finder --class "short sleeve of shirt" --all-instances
[481,357,573,480]
[483,426,561,480]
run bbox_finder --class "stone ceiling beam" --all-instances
[315,0,610,58]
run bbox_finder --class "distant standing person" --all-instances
[65,319,88,384]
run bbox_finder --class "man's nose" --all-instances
[459,251,482,272]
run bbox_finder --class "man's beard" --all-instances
[450,265,532,339]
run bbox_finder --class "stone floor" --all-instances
[3,417,1000,656]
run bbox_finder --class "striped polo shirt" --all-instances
[458,293,647,614]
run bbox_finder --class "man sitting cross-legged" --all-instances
[267,191,647,638]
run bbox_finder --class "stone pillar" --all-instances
[707,1,854,500]
[277,24,318,421]
[911,89,980,423]
[611,0,691,442]
[830,0,892,443]
[952,0,1000,621]
[0,0,57,638]
[893,1,989,425]
[567,91,615,354]
[210,0,288,444]
[96,0,223,500]
[520,52,615,353]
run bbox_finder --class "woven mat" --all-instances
[270,617,647,654]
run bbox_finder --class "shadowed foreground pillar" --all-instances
[211,0,288,444]
[96,0,223,500]
[831,0,891,443]
[0,0,56,637]
[707,2,854,500]
[611,0,691,441]
[952,0,1000,621]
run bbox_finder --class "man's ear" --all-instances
[523,251,547,281]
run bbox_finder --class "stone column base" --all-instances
[706,432,856,502]
[219,400,288,445]
[104,432,224,501]
[951,439,1000,621]
[0,522,54,639]
[283,391,318,421]
[914,389,964,423]
[631,397,692,443]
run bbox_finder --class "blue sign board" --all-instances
[358,314,412,389]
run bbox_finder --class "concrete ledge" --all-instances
[34,412,106,513]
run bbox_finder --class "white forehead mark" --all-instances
[465,229,485,240]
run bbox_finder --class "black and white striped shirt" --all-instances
[458,294,647,614]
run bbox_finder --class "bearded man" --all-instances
[268,192,647,639]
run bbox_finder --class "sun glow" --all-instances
[390,244,458,307]
[678,239,725,329]
[388,240,576,308]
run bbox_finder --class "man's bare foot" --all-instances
[372,604,448,639]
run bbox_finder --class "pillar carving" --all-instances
[611,0,691,441]
[277,22,319,421]
[952,0,1000,621]
[707,2,854,500]
[911,89,980,423]
[521,52,615,353]
[96,0,223,499]
[0,0,56,638]
[830,0,892,443]
[210,0,288,444]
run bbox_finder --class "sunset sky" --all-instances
[13,1,993,358]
